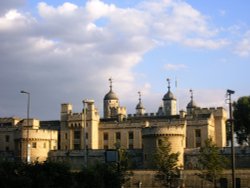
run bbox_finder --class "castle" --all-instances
[58,78,227,168]
[0,78,227,168]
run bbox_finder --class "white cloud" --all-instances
[183,38,229,49]
[234,30,250,57]
[0,0,233,119]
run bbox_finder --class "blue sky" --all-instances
[0,0,250,120]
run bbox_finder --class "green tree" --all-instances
[233,96,250,145]
[198,138,228,188]
[75,162,127,188]
[154,137,180,187]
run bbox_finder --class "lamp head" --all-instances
[227,89,235,95]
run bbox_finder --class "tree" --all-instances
[198,138,228,188]
[233,96,250,145]
[154,137,180,187]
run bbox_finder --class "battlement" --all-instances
[68,113,83,121]
[0,117,22,127]
[142,122,186,137]
[193,107,226,117]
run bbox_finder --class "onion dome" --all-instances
[163,78,176,100]
[104,78,119,100]
[187,100,197,108]
[104,90,118,100]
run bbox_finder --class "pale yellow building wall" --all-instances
[0,127,16,151]
[142,121,186,168]
[99,121,143,149]
[0,117,58,162]
[20,128,58,162]
[213,108,227,147]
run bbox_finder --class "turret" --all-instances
[136,91,145,115]
[61,103,72,121]
[103,78,119,118]
[162,78,177,116]
[186,89,198,115]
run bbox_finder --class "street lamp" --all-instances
[20,90,31,163]
[226,89,235,188]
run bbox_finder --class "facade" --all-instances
[0,117,58,162]
[57,78,227,168]
[0,79,228,167]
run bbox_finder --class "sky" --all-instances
[0,0,250,120]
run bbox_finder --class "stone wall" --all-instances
[123,169,250,188]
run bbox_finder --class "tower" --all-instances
[162,78,177,116]
[136,91,145,115]
[103,78,119,118]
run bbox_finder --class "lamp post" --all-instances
[20,90,31,163]
[226,89,235,188]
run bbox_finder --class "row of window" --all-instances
[69,122,88,127]
[103,131,134,141]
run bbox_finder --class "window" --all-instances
[195,129,201,147]
[86,132,88,139]
[129,131,134,139]
[5,146,9,151]
[104,133,108,140]
[104,145,109,150]
[74,130,80,139]
[5,135,10,142]
[32,142,37,148]
[65,133,68,139]
[116,132,121,140]
[74,144,80,150]
[195,129,201,137]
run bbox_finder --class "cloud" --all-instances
[183,38,229,49]
[177,89,228,112]
[234,30,250,57]
[0,0,26,14]
[138,0,220,44]
[164,64,187,71]
[0,0,232,119]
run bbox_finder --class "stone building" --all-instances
[0,117,58,162]
[0,78,228,168]
[56,78,227,169]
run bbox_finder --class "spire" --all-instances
[167,78,171,92]
[109,77,113,91]
[136,91,144,110]
[136,91,145,115]
[138,91,142,103]
[190,89,193,101]
[187,89,197,109]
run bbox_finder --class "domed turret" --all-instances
[187,89,198,114]
[162,78,177,116]
[104,90,119,100]
[103,78,119,118]
[136,91,145,115]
